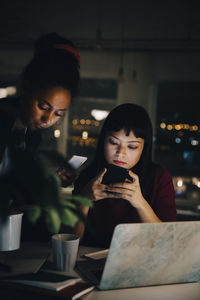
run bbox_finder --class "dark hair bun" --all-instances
[35,33,75,52]
[22,32,80,97]
[34,32,80,66]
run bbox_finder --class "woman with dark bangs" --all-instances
[73,103,177,247]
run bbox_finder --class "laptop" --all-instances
[76,221,200,290]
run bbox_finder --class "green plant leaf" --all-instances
[26,205,41,224]
[60,207,79,227]
[60,200,77,209]
[66,195,93,207]
[0,146,89,234]
[45,207,61,233]
[61,203,88,226]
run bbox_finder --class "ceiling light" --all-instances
[0,86,17,99]
[91,109,109,121]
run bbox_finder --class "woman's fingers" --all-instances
[56,167,76,187]
[84,168,108,201]
[95,168,107,184]
[94,191,109,201]
[85,168,137,202]
[104,191,132,200]
[128,170,138,183]
[108,180,136,191]
[92,183,109,201]
[107,184,136,194]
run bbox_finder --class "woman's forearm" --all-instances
[136,198,162,223]
[73,204,90,240]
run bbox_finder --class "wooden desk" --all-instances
[82,282,200,300]
[0,243,200,300]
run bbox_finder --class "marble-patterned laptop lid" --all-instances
[99,221,200,290]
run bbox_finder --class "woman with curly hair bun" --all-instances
[0,32,80,185]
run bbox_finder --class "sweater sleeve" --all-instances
[73,168,93,195]
[151,166,177,221]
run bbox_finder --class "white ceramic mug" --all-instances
[52,233,80,272]
[0,213,23,251]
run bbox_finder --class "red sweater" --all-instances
[73,164,177,247]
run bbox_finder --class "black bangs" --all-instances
[105,103,152,132]
[107,123,147,140]
[105,113,151,141]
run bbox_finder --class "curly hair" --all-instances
[21,32,80,98]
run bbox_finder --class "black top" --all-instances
[0,97,51,242]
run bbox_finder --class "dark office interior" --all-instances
[1,0,200,218]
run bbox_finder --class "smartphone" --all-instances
[57,156,87,188]
[102,164,132,185]
[68,155,87,170]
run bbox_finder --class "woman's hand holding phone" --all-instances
[80,168,109,202]
[105,170,146,209]
[80,165,145,209]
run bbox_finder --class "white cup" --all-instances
[52,233,80,272]
[0,213,23,251]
